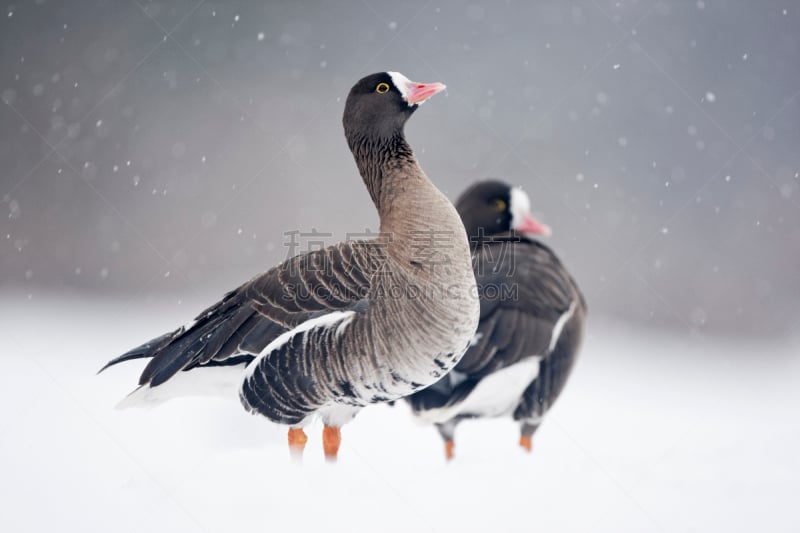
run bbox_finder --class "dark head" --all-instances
[343,72,446,143]
[455,179,552,240]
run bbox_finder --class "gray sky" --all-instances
[2,0,799,339]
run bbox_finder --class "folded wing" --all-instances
[100,240,385,389]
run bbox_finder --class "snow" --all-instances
[1,292,798,532]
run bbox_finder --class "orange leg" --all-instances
[519,435,533,452]
[444,439,455,461]
[288,428,308,459]
[322,426,341,461]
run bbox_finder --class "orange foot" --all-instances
[288,428,308,460]
[322,426,341,462]
[519,435,533,452]
[444,439,455,461]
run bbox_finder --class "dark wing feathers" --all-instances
[101,241,378,387]
[246,241,376,322]
[195,306,258,365]
[97,330,177,374]
[456,308,555,379]
[236,316,289,355]
[514,311,584,421]
[460,237,578,376]
[408,236,584,414]
[140,304,246,386]
[407,376,482,413]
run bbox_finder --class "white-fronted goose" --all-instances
[405,180,586,460]
[100,72,480,461]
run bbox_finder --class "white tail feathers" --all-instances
[114,364,247,409]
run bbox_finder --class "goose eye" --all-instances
[492,198,507,212]
[376,82,390,94]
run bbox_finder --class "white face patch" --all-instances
[387,71,413,101]
[509,186,532,231]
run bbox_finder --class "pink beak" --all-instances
[514,212,552,237]
[404,81,447,104]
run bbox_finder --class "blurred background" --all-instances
[3,0,799,339]
[3,2,800,533]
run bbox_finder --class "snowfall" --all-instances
[1,290,798,533]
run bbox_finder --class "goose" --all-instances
[405,179,586,460]
[100,72,480,461]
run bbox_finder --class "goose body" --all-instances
[405,180,586,459]
[101,72,479,460]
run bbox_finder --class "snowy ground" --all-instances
[1,291,798,533]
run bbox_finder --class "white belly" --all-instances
[417,356,541,423]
